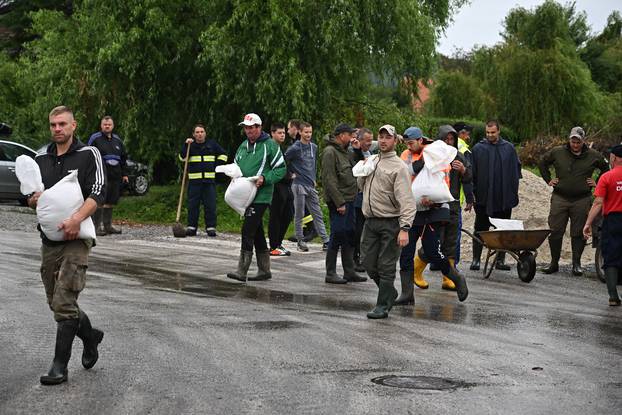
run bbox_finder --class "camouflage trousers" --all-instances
[40,239,92,321]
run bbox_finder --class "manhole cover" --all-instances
[371,375,470,390]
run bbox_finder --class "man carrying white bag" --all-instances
[22,106,106,385]
[396,132,468,304]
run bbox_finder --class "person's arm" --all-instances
[118,136,129,183]
[61,147,106,240]
[583,197,604,239]
[215,142,228,166]
[538,149,554,185]
[260,143,286,186]
[394,167,416,231]
[321,148,345,208]
[179,140,191,161]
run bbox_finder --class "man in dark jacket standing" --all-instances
[29,106,106,385]
[88,116,127,236]
[470,120,522,271]
[180,124,228,237]
[321,123,365,284]
[539,126,609,275]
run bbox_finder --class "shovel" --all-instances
[172,143,192,237]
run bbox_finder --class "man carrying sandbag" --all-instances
[227,113,286,282]
[395,127,468,304]
[28,106,106,385]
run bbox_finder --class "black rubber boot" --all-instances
[394,270,414,306]
[93,208,106,236]
[541,237,562,274]
[103,207,122,234]
[76,310,104,369]
[247,250,272,281]
[495,252,511,271]
[367,279,398,319]
[325,249,347,284]
[470,240,483,271]
[40,319,79,385]
[605,267,621,306]
[227,250,253,282]
[447,265,469,302]
[342,246,366,282]
[571,236,585,276]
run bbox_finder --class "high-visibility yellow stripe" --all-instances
[217,155,228,162]
[203,155,216,162]
[302,214,313,225]
[188,172,217,179]
[189,156,202,162]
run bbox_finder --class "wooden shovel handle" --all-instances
[176,142,192,222]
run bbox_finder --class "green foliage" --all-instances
[430,0,618,142]
[580,11,622,93]
[0,0,460,185]
[428,70,492,120]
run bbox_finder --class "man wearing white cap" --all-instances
[358,125,416,318]
[227,113,286,282]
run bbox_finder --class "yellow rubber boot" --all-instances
[442,259,457,291]
[413,255,429,289]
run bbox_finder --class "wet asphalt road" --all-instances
[1,225,621,414]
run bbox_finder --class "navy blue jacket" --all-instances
[88,132,127,178]
[472,138,522,215]
[179,138,228,183]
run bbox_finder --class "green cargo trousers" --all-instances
[548,193,592,240]
[40,239,92,321]
[360,217,402,283]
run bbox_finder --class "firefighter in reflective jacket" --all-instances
[179,124,228,237]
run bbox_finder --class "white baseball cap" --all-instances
[379,124,396,137]
[239,113,262,126]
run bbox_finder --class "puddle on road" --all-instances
[210,320,310,330]
[89,258,376,312]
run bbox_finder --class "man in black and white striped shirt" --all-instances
[28,105,106,385]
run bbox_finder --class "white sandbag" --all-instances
[36,171,96,241]
[215,163,243,178]
[411,166,454,205]
[224,177,258,216]
[352,155,379,177]
[15,155,44,195]
[490,218,524,230]
[421,140,457,173]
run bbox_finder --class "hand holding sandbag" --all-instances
[36,171,96,241]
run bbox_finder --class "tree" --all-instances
[2,0,463,183]
[581,11,622,93]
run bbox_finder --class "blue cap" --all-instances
[403,126,431,143]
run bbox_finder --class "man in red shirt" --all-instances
[584,144,622,306]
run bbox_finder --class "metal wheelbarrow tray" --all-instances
[462,229,551,283]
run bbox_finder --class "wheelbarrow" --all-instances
[461,229,551,282]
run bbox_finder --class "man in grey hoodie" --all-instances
[284,121,330,252]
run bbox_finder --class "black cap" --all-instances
[453,122,473,133]
[333,123,356,135]
[611,144,622,157]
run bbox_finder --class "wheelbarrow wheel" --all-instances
[517,251,536,283]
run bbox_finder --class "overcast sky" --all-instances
[438,0,622,56]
